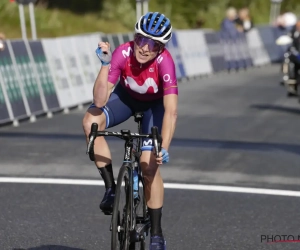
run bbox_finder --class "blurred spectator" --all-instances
[282,19,300,92]
[275,12,297,31]
[287,20,300,64]
[220,7,240,39]
[235,7,254,33]
[0,32,5,51]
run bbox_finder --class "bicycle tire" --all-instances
[111,164,132,250]
[139,177,148,220]
[128,185,148,250]
[135,176,149,250]
[127,163,149,250]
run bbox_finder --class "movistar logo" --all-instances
[122,47,133,58]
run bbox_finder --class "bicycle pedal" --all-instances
[130,229,142,243]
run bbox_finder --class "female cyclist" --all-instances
[82,11,178,249]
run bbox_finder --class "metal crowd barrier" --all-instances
[0,25,287,126]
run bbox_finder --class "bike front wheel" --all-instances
[111,165,132,250]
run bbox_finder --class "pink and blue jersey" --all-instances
[89,41,178,145]
[108,41,178,101]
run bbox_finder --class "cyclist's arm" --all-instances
[93,66,114,107]
[159,53,178,151]
[161,94,178,151]
[93,44,127,107]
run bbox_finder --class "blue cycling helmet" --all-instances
[135,12,172,44]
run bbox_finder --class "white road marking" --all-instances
[1,177,300,198]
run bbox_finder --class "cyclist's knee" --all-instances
[82,108,106,136]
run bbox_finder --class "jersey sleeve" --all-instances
[107,45,128,84]
[158,51,178,96]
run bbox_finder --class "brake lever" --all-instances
[151,126,161,158]
[86,123,98,154]
[157,134,162,152]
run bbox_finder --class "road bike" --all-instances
[86,112,162,250]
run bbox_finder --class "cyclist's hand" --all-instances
[96,42,112,66]
[155,148,169,165]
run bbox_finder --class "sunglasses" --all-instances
[134,34,163,52]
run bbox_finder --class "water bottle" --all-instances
[133,164,139,199]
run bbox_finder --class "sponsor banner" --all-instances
[0,41,27,119]
[28,40,60,111]
[245,28,271,66]
[122,33,131,43]
[10,40,44,114]
[234,37,247,69]
[128,33,134,41]
[219,32,238,71]
[0,79,10,123]
[165,31,186,78]
[105,34,116,51]
[111,34,122,50]
[237,32,253,68]
[41,38,76,108]
[73,35,98,98]
[0,44,11,123]
[176,29,212,77]
[86,33,103,76]
[57,36,91,104]
[204,31,226,72]
[100,34,109,43]
[257,25,282,63]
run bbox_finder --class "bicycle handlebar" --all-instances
[86,123,162,158]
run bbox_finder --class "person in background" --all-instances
[285,19,300,92]
[220,7,240,39]
[235,7,254,33]
[276,12,297,32]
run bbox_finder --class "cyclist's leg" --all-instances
[83,86,133,165]
[82,84,133,212]
[83,107,110,167]
[139,100,166,242]
[140,104,164,209]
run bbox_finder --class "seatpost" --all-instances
[134,113,143,134]
[134,113,144,152]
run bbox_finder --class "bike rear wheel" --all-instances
[111,165,133,250]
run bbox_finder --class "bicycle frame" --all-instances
[122,125,142,231]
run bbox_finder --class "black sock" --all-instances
[98,164,116,190]
[148,207,163,237]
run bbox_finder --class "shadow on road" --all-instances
[1,131,300,155]
[251,104,300,116]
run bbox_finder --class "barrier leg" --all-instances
[30,115,36,123]
[13,120,19,127]
[47,112,53,118]
[78,104,83,110]
[63,108,70,114]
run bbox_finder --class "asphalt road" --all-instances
[1,64,300,250]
